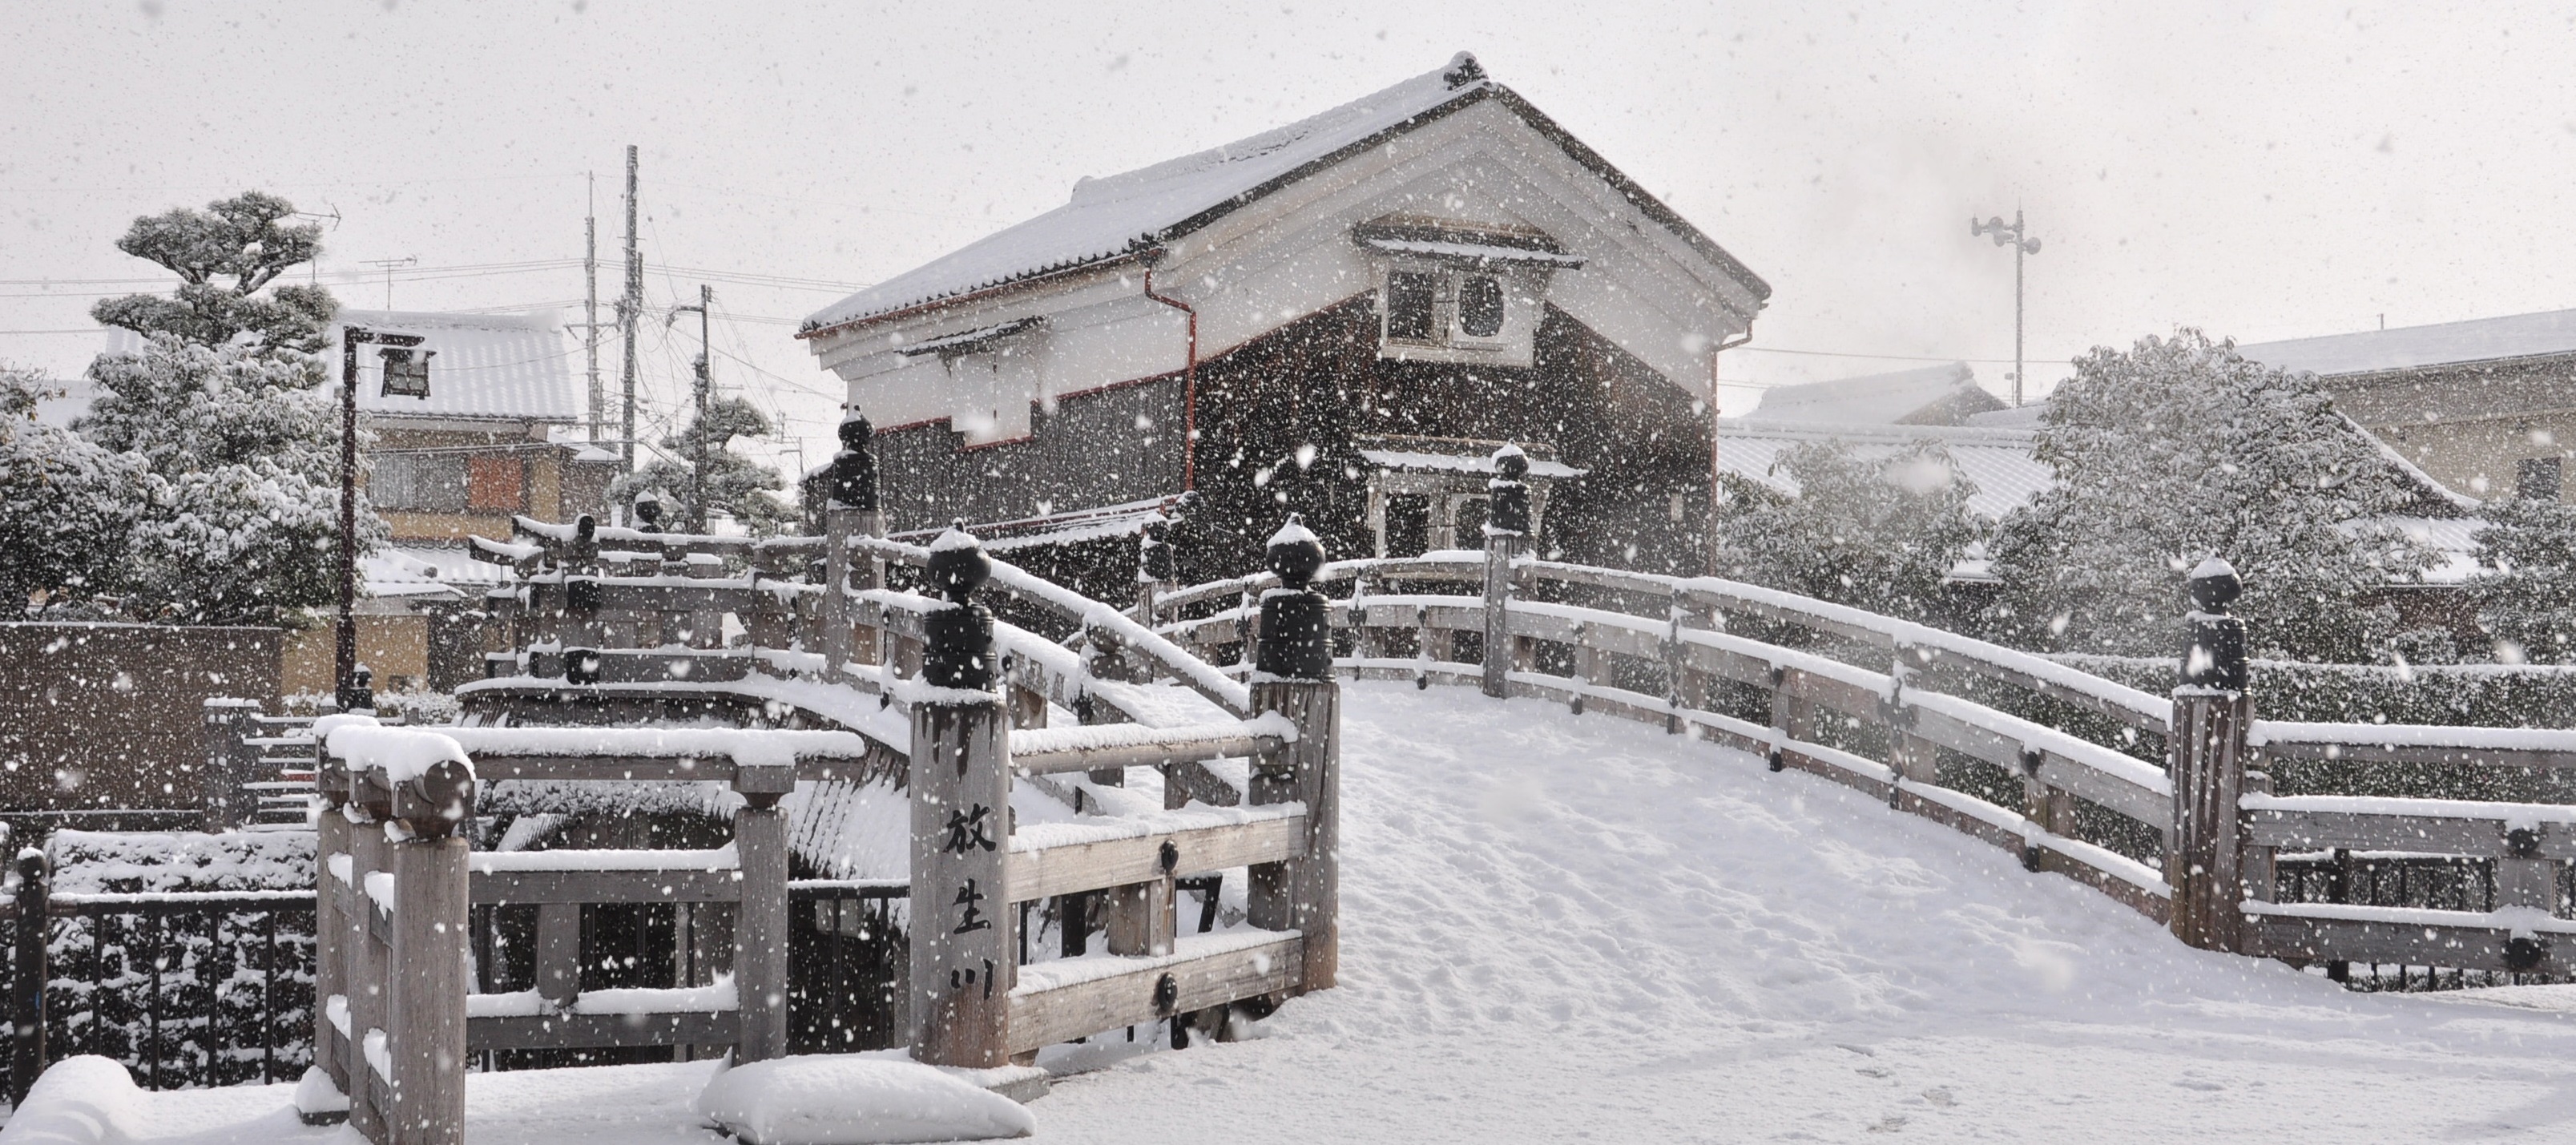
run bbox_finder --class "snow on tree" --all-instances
[1,365,145,611]
[1713,438,1984,624]
[613,396,793,535]
[2473,496,2576,664]
[67,190,378,625]
[77,336,381,624]
[88,192,338,354]
[1988,329,2436,663]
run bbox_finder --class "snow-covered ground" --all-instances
[25,681,2576,1143]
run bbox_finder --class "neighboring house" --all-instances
[2237,309,2576,504]
[308,310,616,693]
[1744,361,2005,427]
[797,53,1770,588]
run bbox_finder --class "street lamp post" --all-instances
[1971,210,2043,406]
[336,325,422,711]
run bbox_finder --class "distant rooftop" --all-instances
[323,309,581,423]
[1717,420,2047,521]
[1744,361,2004,427]
[2235,308,2576,377]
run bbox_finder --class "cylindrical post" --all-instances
[2169,557,2251,953]
[1482,446,1531,699]
[909,526,1014,1068]
[10,846,48,1107]
[1248,518,1340,994]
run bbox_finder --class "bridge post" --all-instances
[1482,446,1532,699]
[382,754,473,1145]
[824,414,885,675]
[1249,517,1340,995]
[732,761,794,1062]
[308,748,353,1124]
[2168,557,2250,953]
[909,526,1014,1069]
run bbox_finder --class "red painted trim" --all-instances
[1141,266,1199,490]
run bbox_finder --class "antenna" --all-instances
[361,256,417,309]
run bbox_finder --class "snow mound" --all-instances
[2,1056,141,1145]
[696,1054,1036,1144]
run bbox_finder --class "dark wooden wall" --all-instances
[0,623,280,815]
[868,296,1714,586]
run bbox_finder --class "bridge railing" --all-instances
[1152,514,2576,984]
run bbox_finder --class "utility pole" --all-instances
[671,284,713,532]
[581,172,603,442]
[621,145,642,473]
[361,257,415,309]
[1970,209,2043,406]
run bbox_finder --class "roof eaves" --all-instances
[796,248,1155,342]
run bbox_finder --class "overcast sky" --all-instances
[8,2,2576,473]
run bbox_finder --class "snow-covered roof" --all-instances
[321,309,582,423]
[1717,421,2050,522]
[1744,362,2005,427]
[801,53,1766,337]
[2235,308,2576,377]
[364,544,518,599]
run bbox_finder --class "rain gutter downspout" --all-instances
[1142,264,1201,490]
[1708,329,1754,575]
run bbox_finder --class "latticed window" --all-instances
[379,347,432,398]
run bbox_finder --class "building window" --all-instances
[1456,274,1506,340]
[2520,456,2565,502]
[370,453,469,512]
[1385,271,1440,342]
[379,347,433,398]
[467,455,528,511]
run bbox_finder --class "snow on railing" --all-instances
[850,534,1253,717]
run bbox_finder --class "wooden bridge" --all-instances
[105,448,2576,1143]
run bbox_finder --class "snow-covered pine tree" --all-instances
[614,396,793,536]
[1713,438,1984,624]
[71,190,379,625]
[1,366,145,611]
[2473,496,2576,664]
[79,337,377,624]
[1987,329,2436,663]
[88,192,337,353]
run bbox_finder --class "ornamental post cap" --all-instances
[1491,442,1529,480]
[2187,555,2242,612]
[1266,514,1326,590]
[926,519,991,605]
[838,414,873,449]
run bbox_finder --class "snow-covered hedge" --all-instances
[34,831,317,1091]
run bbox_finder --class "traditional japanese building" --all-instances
[799,53,1769,587]
[2239,310,2576,506]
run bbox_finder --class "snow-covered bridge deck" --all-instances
[28,681,2576,1143]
